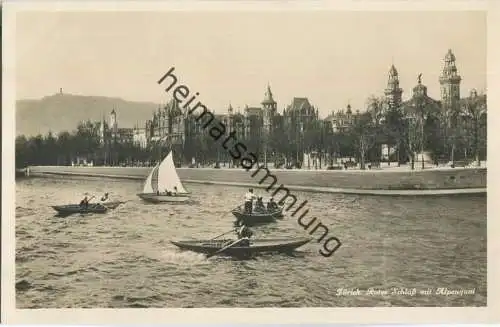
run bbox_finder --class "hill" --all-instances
[16,93,160,137]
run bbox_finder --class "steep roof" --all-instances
[261,84,276,105]
[287,97,311,111]
[245,106,263,116]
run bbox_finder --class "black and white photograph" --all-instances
[2,0,497,324]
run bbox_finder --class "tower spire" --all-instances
[439,49,461,110]
[385,63,403,109]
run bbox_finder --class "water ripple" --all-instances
[15,176,486,308]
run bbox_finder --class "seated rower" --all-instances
[235,223,253,247]
[254,197,266,213]
[100,192,109,203]
[267,197,278,211]
[79,196,89,208]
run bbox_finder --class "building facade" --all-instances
[99,108,135,145]
[105,48,485,166]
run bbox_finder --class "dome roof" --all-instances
[412,83,427,96]
[412,74,427,97]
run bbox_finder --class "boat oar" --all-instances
[85,195,96,207]
[213,205,242,223]
[206,238,244,259]
[210,228,237,240]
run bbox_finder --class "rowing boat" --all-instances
[171,237,311,257]
[231,206,283,226]
[51,201,125,215]
[137,151,191,203]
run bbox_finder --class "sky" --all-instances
[16,10,486,118]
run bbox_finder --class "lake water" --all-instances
[15,176,487,308]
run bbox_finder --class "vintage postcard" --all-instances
[3,0,499,324]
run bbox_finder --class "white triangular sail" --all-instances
[157,151,188,194]
[142,163,159,194]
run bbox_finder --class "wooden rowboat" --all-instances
[51,201,125,215]
[231,206,284,226]
[171,237,311,257]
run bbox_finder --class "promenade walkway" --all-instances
[31,169,487,197]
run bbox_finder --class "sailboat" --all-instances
[137,151,191,203]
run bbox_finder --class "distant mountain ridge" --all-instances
[16,93,160,137]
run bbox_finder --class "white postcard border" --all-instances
[2,0,498,324]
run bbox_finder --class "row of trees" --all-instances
[247,94,486,170]
[16,94,487,170]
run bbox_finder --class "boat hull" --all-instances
[137,193,190,203]
[51,201,124,215]
[171,237,311,257]
[271,206,284,218]
[231,207,283,226]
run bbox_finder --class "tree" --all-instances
[351,111,376,170]
[462,93,487,166]
[365,96,386,163]
[44,131,58,165]
[383,106,406,166]
[15,135,29,168]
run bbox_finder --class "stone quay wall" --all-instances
[28,165,487,191]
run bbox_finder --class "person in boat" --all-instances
[173,186,178,195]
[244,188,257,214]
[235,223,253,247]
[254,197,266,213]
[100,192,109,203]
[267,197,278,211]
[79,196,90,209]
[165,189,172,196]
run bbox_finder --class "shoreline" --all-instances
[27,166,487,197]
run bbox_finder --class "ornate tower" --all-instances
[261,84,277,134]
[384,65,403,110]
[346,103,353,126]
[99,114,106,144]
[439,49,462,111]
[227,103,234,135]
[109,108,118,137]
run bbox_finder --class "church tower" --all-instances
[439,49,461,111]
[100,113,106,144]
[384,64,403,109]
[227,103,234,135]
[261,84,277,134]
[109,108,118,136]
